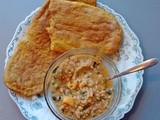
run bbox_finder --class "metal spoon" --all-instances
[106,58,159,80]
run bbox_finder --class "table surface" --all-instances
[0,0,160,120]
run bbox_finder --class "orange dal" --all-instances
[50,55,114,120]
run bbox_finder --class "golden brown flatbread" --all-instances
[68,0,96,6]
[3,0,60,98]
[3,0,98,98]
[3,0,122,98]
[47,0,122,55]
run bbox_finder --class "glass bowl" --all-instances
[44,48,122,120]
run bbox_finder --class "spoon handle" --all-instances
[107,58,159,80]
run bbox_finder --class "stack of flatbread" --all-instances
[3,0,122,98]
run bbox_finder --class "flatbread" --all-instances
[3,0,98,98]
[47,0,122,55]
[3,0,60,98]
[68,0,96,6]
[3,0,122,98]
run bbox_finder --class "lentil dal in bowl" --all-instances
[44,48,122,120]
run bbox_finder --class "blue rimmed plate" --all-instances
[5,2,144,120]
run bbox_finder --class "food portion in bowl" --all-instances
[44,48,122,120]
[50,55,114,119]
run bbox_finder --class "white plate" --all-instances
[5,2,144,120]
